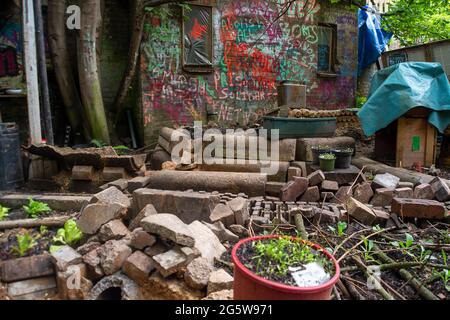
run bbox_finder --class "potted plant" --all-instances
[311,145,330,164]
[231,235,340,300]
[332,147,354,169]
[318,153,336,172]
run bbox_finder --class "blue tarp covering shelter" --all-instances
[358,6,392,73]
[357,62,450,136]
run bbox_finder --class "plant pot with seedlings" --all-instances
[231,235,340,300]
[311,145,331,164]
[332,148,353,169]
[319,153,336,172]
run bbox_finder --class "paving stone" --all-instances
[287,167,302,181]
[394,187,413,199]
[202,221,239,243]
[430,177,450,202]
[353,182,374,204]
[280,176,309,201]
[331,186,352,204]
[90,186,131,208]
[127,176,152,192]
[413,183,435,200]
[130,228,156,250]
[188,221,226,264]
[77,202,128,235]
[210,203,236,227]
[102,167,126,182]
[346,197,377,225]
[7,276,56,300]
[370,188,394,207]
[299,186,320,203]
[321,180,339,192]
[122,251,155,285]
[207,269,233,295]
[307,170,325,186]
[99,240,133,275]
[227,197,249,226]
[391,198,447,219]
[152,249,188,278]
[98,219,130,242]
[51,245,82,271]
[1,254,53,283]
[72,165,94,181]
[373,173,400,190]
[184,257,212,290]
[141,213,195,247]
[129,203,158,231]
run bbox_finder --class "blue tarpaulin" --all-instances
[358,6,392,73]
[357,62,450,136]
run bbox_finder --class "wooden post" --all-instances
[22,0,42,144]
[34,0,54,145]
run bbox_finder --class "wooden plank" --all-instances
[425,122,437,166]
[22,0,42,144]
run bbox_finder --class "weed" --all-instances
[0,205,10,221]
[328,221,347,236]
[39,225,48,235]
[23,198,51,218]
[53,219,83,246]
[391,233,415,258]
[361,237,375,261]
[12,232,37,257]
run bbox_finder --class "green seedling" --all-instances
[417,245,432,263]
[53,219,83,246]
[90,139,106,147]
[439,229,450,245]
[372,225,383,232]
[12,232,37,257]
[23,198,51,218]
[39,225,48,235]
[361,237,375,262]
[391,233,415,258]
[0,205,10,221]
[113,145,130,155]
[438,269,450,292]
[328,221,347,237]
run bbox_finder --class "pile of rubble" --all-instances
[49,186,249,300]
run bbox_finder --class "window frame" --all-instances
[316,23,338,77]
[181,3,214,74]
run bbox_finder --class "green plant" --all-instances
[417,245,432,263]
[252,237,323,277]
[328,221,347,237]
[319,153,336,160]
[439,229,450,245]
[12,232,37,257]
[391,233,415,258]
[361,237,375,262]
[90,139,107,147]
[438,269,450,292]
[23,198,51,218]
[356,96,367,109]
[113,145,130,155]
[53,219,83,246]
[0,205,10,221]
[39,225,48,235]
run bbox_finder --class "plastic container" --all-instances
[263,116,337,139]
[311,146,331,165]
[0,123,24,190]
[232,235,340,300]
[332,149,353,169]
[319,154,336,172]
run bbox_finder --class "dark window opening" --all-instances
[182,4,213,72]
[317,24,337,74]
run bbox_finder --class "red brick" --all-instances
[346,197,377,225]
[280,177,308,201]
[307,170,325,186]
[353,182,373,204]
[413,183,434,200]
[122,251,155,285]
[391,198,447,219]
[370,188,394,207]
[331,186,352,204]
[430,177,450,202]
[299,186,320,203]
[321,180,339,192]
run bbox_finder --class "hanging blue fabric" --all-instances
[358,5,392,74]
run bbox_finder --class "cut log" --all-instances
[0,216,72,230]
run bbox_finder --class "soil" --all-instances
[235,238,334,287]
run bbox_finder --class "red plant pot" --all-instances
[231,235,340,300]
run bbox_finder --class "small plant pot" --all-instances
[332,149,353,169]
[311,147,330,164]
[319,155,336,172]
[231,235,340,300]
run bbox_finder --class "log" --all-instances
[0,216,71,230]
[352,157,450,188]
[145,171,266,197]
[294,214,308,240]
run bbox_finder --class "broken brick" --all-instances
[346,197,377,225]
[353,182,374,204]
[413,183,435,200]
[370,188,394,207]
[299,186,320,203]
[280,176,309,201]
[430,177,450,202]
[321,180,339,192]
[307,170,325,186]
[391,198,447,219]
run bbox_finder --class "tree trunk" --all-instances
[47,0,89,141]
[113,0,146,118]
[78,0,110,144]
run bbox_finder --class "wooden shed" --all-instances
[375,107,437,168]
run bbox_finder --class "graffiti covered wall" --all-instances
[140,0,358,144]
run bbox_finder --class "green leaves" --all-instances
[52,219,83,246]
[361,237,375,261]
[382,0,450,46]
[0,205,10,221]
[12,232,37,257]
[23,198,51,218]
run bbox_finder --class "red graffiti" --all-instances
[190,18,208,40]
